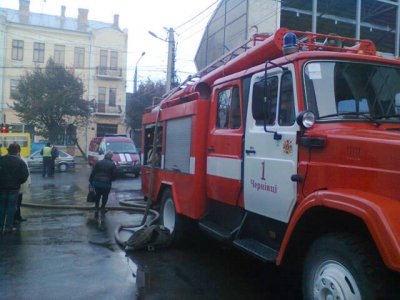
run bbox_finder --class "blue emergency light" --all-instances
[283,32,298,55]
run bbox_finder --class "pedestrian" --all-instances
[40,142,52,178]
[14,152,30,224]
[89,151,116,213]
[50,145,59,177]
[0,142,29,233]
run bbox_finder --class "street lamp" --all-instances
[148,28,176,93]
[148,31,165,42]
[133,51,146,93]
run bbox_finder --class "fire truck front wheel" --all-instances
[303,233,389,300]
[160,189,184,243]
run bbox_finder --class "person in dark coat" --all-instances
[14,152,30,224]
[89,151,116,212]
[0,142,29,233]
[50,145,59,177]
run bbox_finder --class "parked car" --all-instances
[30,141,47,154]
[27,150,75,172]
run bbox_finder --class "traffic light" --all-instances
[1,124,9,133]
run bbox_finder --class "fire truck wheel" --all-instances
[160,189,183,242]
[303,233,388,300]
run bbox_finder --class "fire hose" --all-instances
[21,194,160,249]
[20,102,166,248]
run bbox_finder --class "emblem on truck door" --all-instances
[282,139,293,154]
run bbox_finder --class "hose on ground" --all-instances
[22,202,147,212]
[21,198,160,250]
[114,197,160,248]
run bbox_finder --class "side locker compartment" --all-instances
[162,100,210,220]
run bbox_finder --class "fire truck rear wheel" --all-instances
[160,189,183,242]
[302,233,389,300]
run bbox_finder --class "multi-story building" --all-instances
[0,0,128,153]
[196,0,400,71]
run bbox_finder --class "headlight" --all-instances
[297,111,315,129]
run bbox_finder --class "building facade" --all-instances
[0,0,128,153]
[195,0,400,71]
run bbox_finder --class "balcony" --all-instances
[96,66,123,80]
[93,103,123,117]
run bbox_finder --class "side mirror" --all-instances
[297,111,315,129]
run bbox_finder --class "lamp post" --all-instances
[148,28,176,93]
[133,51,146,93]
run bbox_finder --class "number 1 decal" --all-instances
[261,161,266,180]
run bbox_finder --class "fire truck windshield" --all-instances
[304,61,400,122]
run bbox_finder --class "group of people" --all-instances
[0,142,117,233]
[40,142,59,178]
[0,142,30,233]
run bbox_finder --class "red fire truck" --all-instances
[141,28,400,299]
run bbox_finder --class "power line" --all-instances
[177,9,215,37]
[174,0,219,30]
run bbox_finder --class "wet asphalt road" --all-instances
[0,159,296,300]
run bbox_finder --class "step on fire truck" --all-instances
[141,28,400,299]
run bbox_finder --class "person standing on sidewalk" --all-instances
[50,145,59,177]
[40,142,52,178]
[14,152,30,224]
[0,142,29,233]
[89,151,116,212]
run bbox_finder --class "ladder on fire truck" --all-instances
[164,33,272,98]
[165,29,376,101]
[197,34,271,78]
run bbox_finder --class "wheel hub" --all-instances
[313,261,361,300]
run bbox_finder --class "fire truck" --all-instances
[141,28,400,299]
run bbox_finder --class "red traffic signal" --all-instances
[1,124,9,133]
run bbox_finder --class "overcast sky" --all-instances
[1,0,218,92]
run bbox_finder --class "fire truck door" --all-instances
[206,82,243,206]
[244,68,298,223]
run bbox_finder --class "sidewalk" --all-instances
[0,166,142,300]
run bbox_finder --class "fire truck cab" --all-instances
[141,28,400,299]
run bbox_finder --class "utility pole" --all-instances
[148,28,176,93]
[166,27,176,93]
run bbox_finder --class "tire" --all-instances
[303,233,389,300]
[160,189,184,243]
[58,163,68,172]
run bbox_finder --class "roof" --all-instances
[0,7,115,33]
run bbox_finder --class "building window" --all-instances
[12,40,24,61]
[54,44,65,65]
[74,47,85,68]
[110,51,118,70]
[98,87,106,103]
[100,50,108,68]
[96,123,118,137]
[33,42,45,63]
[109,88,116,106]
[10,79,19,99]
[98,87,106,113]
